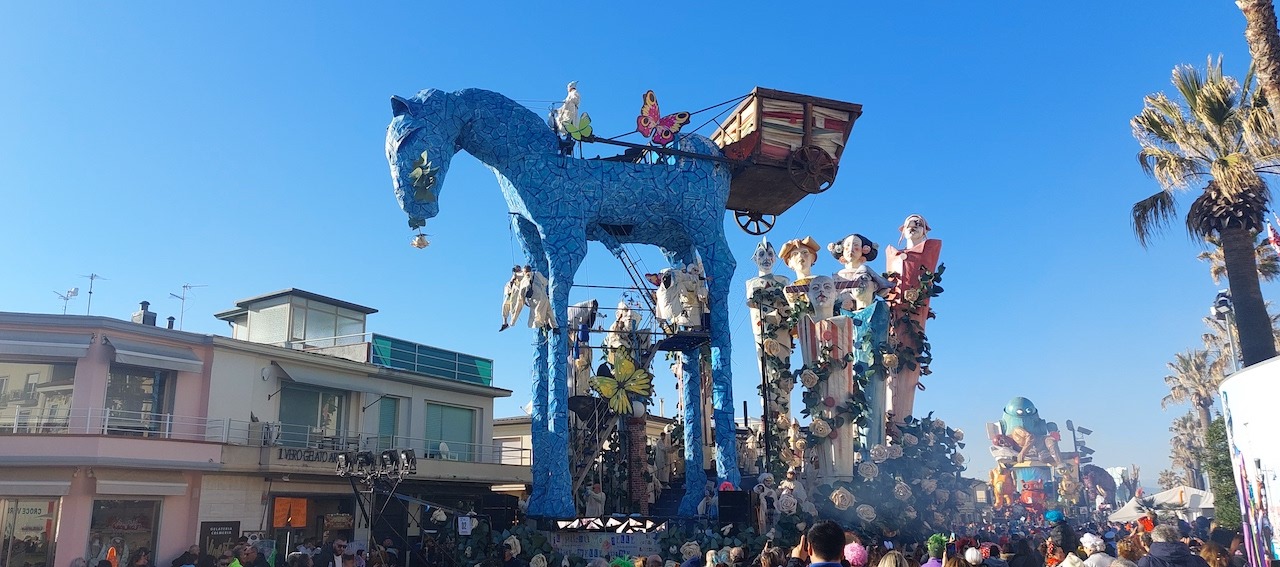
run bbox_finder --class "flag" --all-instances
[1269,221,1280,256]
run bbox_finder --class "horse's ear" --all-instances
[391,95,412,118]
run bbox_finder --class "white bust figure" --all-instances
[805,275,837,322]
[557,81,580,134]
[780,237,819,282]
[901,214,929,248]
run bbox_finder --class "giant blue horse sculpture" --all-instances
[386,88,739,517]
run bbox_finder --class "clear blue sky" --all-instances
[1,1,1266,490]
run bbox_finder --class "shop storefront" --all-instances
[87,500,160,567]
[0,468,73,567]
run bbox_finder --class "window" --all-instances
[289,300,367,348]
[0,362,74,408]
[377,397,399,450]
[23,373,39,401]
[2,498,60,567]
[87,500,159,563]
[277,386,345,447]
[105,366,172,433]
[425,403,475,461]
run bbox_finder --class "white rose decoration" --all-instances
[531,555,547,567]
[858,462,879,480]
[870,444,889,463]
[777,493,798,514]
[800,369,820,389]
[764,338,792,358]
[953,429,964,441]
[681,542,701,561]
[830,487,855,510]
[902,433,919,446]
[888,445,904,459]
[810,419,832,438]
[856,504,877,522]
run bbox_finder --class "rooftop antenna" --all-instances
[80,273,105,314]
[168,283,207,330]
[53,287,79,315]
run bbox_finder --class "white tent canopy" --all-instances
[1108,486,1215,523]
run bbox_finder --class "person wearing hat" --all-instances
[1047,510,1081,562]
[501,544,524,567]
[780,467,808,503]
[1080,534,1115,567]
[884,213,942,422]
[779,236,821,308]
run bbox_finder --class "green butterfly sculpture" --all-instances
[409,150,439,202]
[561,112,593,142]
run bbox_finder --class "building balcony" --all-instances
[0,408,529,482]
[272,333,493,386]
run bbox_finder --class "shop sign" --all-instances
[324,513,353,530]
[274,448,341,463]
[457,516,473,536]
[200,521,240,558]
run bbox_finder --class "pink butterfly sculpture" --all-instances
[636,90,691,145]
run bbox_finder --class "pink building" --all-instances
[1,291,529,567]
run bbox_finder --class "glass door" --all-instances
[2,497,60,567]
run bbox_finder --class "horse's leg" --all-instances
[677,346,707,515]
[512,215,555,516]
[541,221,587,518]
[695,228,740,488]
[660,243,710,514]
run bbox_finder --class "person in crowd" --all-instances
[341,553,356,567]
[921,535,945,567]
[297,540,317,557]
[286,553,313,567]
[229,546,256,567]
[1046,511,1080,559]
[216,552,234,567]
[129,548,152,567]
[1136,525,1208,567]
[961,549,982,567]
[647,555,664,567]
[1114,538,1142,567]
[876,552,908,567]
[1197,542,1228,567]
[843,541,868,567]
[500,544,523,567]
[316,539,349,567]
[787,521,848,567]
[1081,534,1115,567]
[173,546,201,567]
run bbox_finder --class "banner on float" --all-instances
[550,532,661,560]
[1220,359,1280,567]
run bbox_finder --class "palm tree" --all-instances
[1196,233,1280,285]
[1159,469,1187,491]
[1132,57,1280,366]
[1237,0,1280,115]
[1169,412,1205,489]
[1162,349,1224,434]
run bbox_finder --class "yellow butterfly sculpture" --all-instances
[591,351,653,415]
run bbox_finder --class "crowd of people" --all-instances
[663,510,1248,567]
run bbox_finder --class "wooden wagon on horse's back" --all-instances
[712,87,863,235]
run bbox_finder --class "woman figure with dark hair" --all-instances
[829,234,890,299]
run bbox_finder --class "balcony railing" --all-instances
[0,407,529,466]
[270,333,494,386]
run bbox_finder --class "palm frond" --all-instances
[1132,190,1179,247]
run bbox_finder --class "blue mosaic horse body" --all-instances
[386,88,739,517]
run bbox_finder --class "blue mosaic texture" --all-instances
[387,88,740,517]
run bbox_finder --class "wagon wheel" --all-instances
[788,145,837,194]
[735,210,776,235]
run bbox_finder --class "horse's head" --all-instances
[386,89,461,229]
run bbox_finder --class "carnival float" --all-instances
[984,396,1115,519]
[385,81,973,561]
